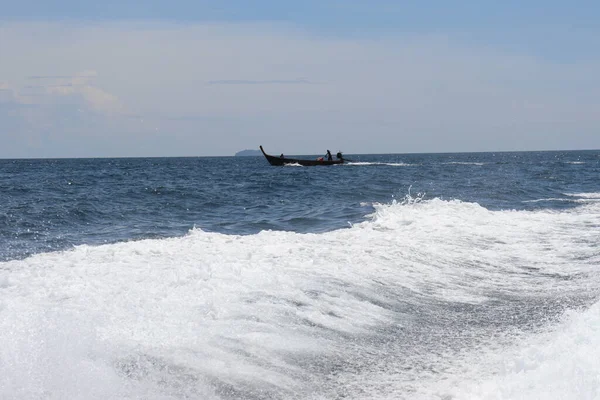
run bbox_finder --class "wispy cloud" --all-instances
[27,75,80,80]
[208,78,313,85]
[22,71,124,115]
[27,72,97,80]
[0,83,17,102]
[24,84,80,89]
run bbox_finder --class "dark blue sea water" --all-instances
[2,151,598,261]
[1,150,600,399]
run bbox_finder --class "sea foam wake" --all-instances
[1,196,599,399]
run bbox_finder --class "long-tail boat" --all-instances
[259,146,345,166]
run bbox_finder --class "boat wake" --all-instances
[346,161,415,167]
[1,197,599,399]
[444,161,486,166]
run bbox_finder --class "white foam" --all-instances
[445,162,486,166]
[1,197,599,398]
[0,274,10,288]
[522,198,574,203]
[443,301,600,400]
[565,192,600,199]
[563,192,600,203]
[346,161,415,166]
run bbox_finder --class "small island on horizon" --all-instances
[235,149,262,157]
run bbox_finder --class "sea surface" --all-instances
[1,150,599,399]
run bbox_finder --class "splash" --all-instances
[1,198,599,399]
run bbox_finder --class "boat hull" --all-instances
[259,146,344,166]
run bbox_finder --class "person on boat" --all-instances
[280,153,284,158]
[326,150,332,161]
[336,151,343,160]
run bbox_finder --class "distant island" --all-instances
[235,149,262,157]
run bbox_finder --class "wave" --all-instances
[346,161,415,166]
[522,198,575,203]
[1,198,599,399]
[565,192,600,199]
[563,192,600,203]
[444,162,486,166]
[446,300,600,399]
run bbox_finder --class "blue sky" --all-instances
[1,1,599,157]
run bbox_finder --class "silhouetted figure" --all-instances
[326,150,332,161]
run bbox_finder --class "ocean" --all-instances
[1,150,599,399]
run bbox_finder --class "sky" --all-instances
[1,1,599,158]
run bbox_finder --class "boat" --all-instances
[259,146,345,166]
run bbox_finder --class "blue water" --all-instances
[1,150,600,400]
[2,150,598,261]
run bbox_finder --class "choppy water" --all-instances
[1,150,599,399]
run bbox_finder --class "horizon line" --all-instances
[1,148,599,161]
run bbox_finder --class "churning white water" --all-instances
[1,196,599,399]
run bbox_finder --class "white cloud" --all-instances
[0,20,598,158]
[29,71,125,115]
